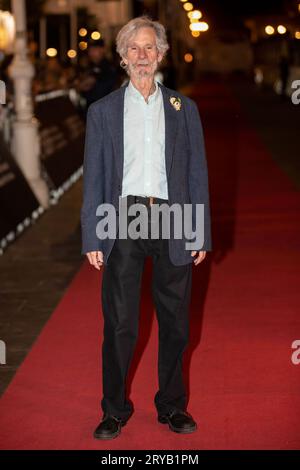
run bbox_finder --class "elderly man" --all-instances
[81,16,212,440]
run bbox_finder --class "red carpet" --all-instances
[0,81,300,449]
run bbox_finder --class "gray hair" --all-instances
[116,16,169,72]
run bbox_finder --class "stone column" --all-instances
[9,0,49,208]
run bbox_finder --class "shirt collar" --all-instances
[127,79,159,104]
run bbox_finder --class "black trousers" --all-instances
[100,196,192,420]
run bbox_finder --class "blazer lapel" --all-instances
[158,81,179,178]
[107,80,179,181]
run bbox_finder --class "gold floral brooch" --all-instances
[169,96,182,111]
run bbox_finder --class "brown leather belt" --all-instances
[127,195,168,207]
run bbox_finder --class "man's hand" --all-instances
[86,251,104,270]
[191,250,206,266]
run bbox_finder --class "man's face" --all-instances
[124,27,163,79]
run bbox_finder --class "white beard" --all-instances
[128,59,158,79]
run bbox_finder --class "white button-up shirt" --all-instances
[121,79,168,199]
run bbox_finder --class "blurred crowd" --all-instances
[0,37,177,118]
[0,38,123,115]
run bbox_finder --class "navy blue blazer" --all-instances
[81,81,212,266]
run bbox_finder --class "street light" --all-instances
[78,28,87,37]
[183,3,194,12]
[79,41,87,50]
[277,25,287,34]
[188,10,202,20]
[0,10,15,51]
[67,49,77,58]
[190,21,209,32]
[184,53,193,63]
[46,47,57,57]
[265,25,275,35]
[91,31,101,40]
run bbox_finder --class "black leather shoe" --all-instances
[158,409,197,434]
[93,414,127,440]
